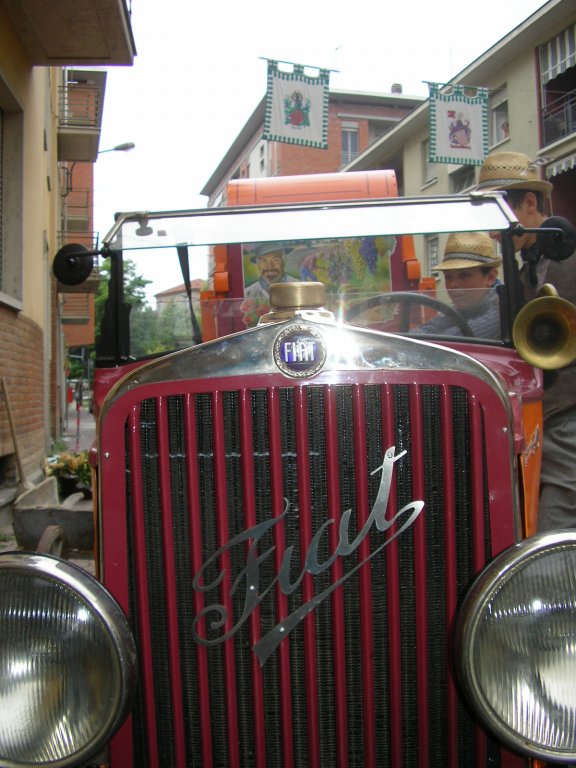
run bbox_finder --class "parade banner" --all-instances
[263,60,330,148]
[428,83,489,165]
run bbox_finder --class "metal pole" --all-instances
[75,379,83,452]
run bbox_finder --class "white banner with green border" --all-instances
[263,60,330,148]
[429,83,489,166]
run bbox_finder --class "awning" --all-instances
[546,152,576,179]
[540,24,576,84]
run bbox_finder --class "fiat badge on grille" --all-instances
[273,324,327,378]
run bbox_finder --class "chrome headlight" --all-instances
[455,531,576,762]
[0,552,137,767]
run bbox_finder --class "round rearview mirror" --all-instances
[537,216,576,262]
[53,243,95,286]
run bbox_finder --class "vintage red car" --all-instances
[2,173,576,768]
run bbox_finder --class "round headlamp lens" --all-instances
[457,532,576,761]
[0,554,136,767]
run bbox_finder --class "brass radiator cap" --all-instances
[259,282,332,324]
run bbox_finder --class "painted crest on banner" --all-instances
[284,90,311,127]
[448,110,472,149]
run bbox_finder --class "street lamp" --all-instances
[97,142,135,155]
[62,143,135,196]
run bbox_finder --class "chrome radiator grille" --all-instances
[103,376,516,768]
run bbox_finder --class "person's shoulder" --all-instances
[545,252,576,302]
[244,281,265,298]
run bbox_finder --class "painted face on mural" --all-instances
[255,250,286,285]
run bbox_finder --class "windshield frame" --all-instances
[102,192,518,252]
[93,192,522,364]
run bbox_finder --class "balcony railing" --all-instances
[341,151,359,167]
[58,230,98,251]
[58,73,106,161]
[59,82,103,130]
[60,292,94,324]
[542,89,576,145]
[61,186,92,233]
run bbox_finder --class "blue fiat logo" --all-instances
[273,325,327,378]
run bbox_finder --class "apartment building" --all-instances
[201,88,424,207]
[345,0,576,275]
[0,0,135,514]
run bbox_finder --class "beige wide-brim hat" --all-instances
[436,231,502,271]
[476,151,552,196]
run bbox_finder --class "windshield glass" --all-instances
[97,231,506,360]
[94,194,516,361]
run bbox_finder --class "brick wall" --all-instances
[61,292,95,346]
[0,306,46,479]
[50,279,61,441]
[276,99,397,177]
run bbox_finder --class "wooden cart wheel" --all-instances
[37,525,68,559]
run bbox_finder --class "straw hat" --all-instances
[476,151,552,196]
[436,232,501,271]
[250,242,290,262]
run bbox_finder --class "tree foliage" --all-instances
[94,258,197,359]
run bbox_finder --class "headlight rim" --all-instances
[455,529,576,763]
[0,551,137,768]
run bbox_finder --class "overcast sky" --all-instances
[93,0,549,292]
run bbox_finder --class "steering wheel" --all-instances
[346,291,474,337]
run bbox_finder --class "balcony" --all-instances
[542,89,576,146]
[60,292,95,324]
[58,72,105,162]
[61,183,92,226]
[2,0,135,65]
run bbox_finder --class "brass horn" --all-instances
[513,284,576,369]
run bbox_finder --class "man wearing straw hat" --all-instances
[477,150,576,532]
[419,231,502,339]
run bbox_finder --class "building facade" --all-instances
[0,0,135,515]
[201,88,424,207]
[345,0,576,276]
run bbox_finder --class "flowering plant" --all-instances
[45,450,91,487]
[240,298,270,327]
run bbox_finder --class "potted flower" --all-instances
[45,450,92,499]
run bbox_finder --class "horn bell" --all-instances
[513,285,576,369]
